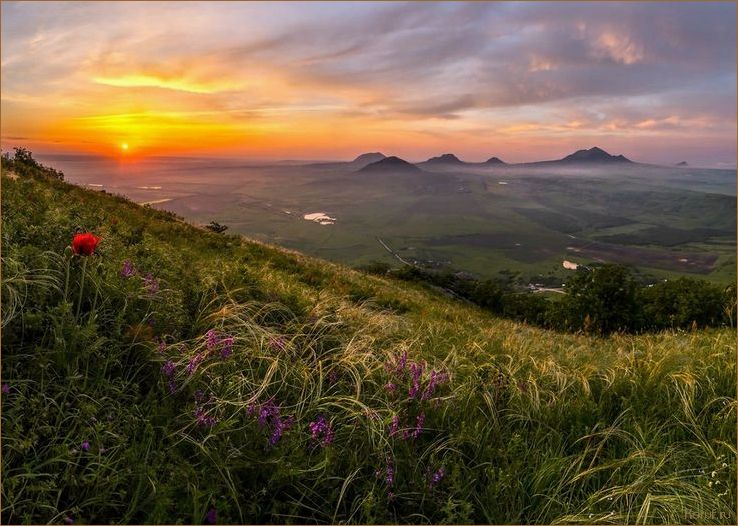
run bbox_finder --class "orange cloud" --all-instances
[591,32,644,65]
[44,110,274,156]
[92,74,242,94]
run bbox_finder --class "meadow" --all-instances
[1,160,736,524]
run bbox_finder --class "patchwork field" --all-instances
[42,154,736,283]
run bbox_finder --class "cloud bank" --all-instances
[1,1,735,166]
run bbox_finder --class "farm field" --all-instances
[41,154,737,284]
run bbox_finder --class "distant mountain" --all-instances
[560,147,632,164]
[422,153,466,165]
[676,161,689,167]
[313,146,642,171]
[350,152,386,168]
[305,152,386,170]
[358,156,422,173]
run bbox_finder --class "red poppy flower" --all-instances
[71,232,100,256]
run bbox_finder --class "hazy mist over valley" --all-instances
[40,147,737,284]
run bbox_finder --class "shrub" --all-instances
[206,221,228,234]
[1,148,64,180]
[639,278,730,330]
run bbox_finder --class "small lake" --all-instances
[303,212,336,225]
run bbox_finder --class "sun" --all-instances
[120,142,129,152]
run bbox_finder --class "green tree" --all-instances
[562,264,639,334]
[639,278,729,330]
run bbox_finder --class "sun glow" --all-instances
[120,142,129,151]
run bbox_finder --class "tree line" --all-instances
[359,261,736,335]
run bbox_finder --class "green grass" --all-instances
[2,168,736,524]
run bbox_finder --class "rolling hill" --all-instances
[1,159,735,524]
[357,155,424,174]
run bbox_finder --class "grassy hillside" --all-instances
[1,166,736,524]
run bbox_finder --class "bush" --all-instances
[639,278,730,330]
[206,221,228,234]
[500,292,549,326]
[1,148,64,180]
[356,260,392,276]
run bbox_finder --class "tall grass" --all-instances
[1,170,735,524]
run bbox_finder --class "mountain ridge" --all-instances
[349,146,636,169]
[420,153,466,165]
[357,155,423,173]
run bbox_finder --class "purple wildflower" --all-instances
[385,461,395,487]
[412,412,426,439]
[194,389,205,402]
[205,507,217,524]
[422,369,448,401]
[388,414,400,437]
[220,336,234,359]
[385,350,408,375]
[248,399,293,446]
[143,273,159,294]
[397,351,408,373]
[120,259,135,278]
[269,415,295,446]
[384,382,396,394]
[1,383,9,394]
[168,380,177,394]
[156,338,166,353]
[408,361,424,399]
[64,516,74,525]
[308,415,335,448]
[206,330,220,352]
[257,400,280,429]
[269,336,286,352]
[161,360,175,378]
[194,405,218,427]
[186,353,204,375]
[430,466,446,488]
[81,441,90,452]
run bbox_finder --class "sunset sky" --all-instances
[1,1,736,166]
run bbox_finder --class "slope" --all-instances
[1,166,735,524]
